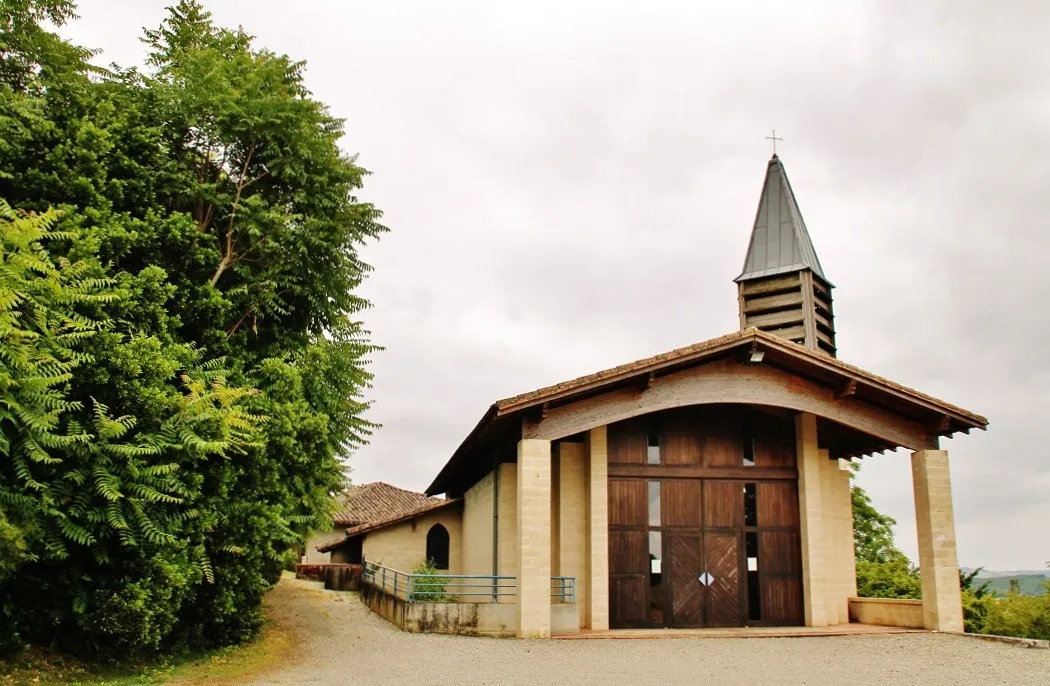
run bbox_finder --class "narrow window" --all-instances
[746,531,761,621]
[648,481,661,527]
[743,436,756,467]
[425,524,450,570]
[648,531,663,584]
[744,483,757,527]
[647,433,661,464]
[648,531,664,624]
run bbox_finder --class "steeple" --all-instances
[735,155,837,356]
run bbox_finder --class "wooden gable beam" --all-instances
[522,358,937,451]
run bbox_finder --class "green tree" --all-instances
[852,483,907,564]
[0,0,384,658]
[850,468,922,600]
[0,0,94,92]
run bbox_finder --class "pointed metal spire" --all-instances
[735,154,828,284]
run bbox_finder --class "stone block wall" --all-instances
[461,471,494,576]
[362,507,463,574]
[558,442,588,615]
[497,461,518,579]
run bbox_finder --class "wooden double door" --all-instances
[609,477,803,629]
[664,528,741,627]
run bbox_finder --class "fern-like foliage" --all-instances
[0,200,264,569]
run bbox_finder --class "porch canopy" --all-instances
[426,328,987,498]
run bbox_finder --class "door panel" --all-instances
[759,531,801,575]
[704,531,742,627]
[608,479,647,527]
[608,529,648,627]
[757,481,800,529]
[761,577,803,626]
[701,418,743,467]
[609,530,647,575]
[752,413,796,468]
[667,534,704,627]
[611,577,647,627]
[661,480,702,528]
[703,480,744,528]
[662,408,703,465]
[608,418,649,464]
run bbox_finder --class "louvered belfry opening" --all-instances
[738,271,836,356]
[735,155,836,357]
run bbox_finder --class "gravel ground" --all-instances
[251,577,1050,686]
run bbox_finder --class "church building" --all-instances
[328,154,988,638]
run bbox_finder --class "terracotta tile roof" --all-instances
[494,330,750,412]
[331,482,443,527]
[317,498,461,553]
[493,328,988,426]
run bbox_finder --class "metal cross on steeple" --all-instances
[766,129,783,155]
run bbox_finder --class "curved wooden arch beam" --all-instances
[519,358,936,451]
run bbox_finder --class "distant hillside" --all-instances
[963,568,1050,579]
[973,574,1049,597]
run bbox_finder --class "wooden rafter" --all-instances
[836,378,858,399]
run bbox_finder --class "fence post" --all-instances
[408,574,414,602]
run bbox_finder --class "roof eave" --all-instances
[424,404,500,496]
[753,332,988,431]
[495,328,987,435]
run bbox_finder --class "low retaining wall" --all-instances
[361,583,579,636]
[848,597,924,629]
[295,563,361,591]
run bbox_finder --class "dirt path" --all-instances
[250,577,1050,685]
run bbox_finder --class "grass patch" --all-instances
[0,598,297,685]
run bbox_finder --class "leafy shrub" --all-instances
[411,559,452,602]
[855,557,922,600]
[982,587,1050,641]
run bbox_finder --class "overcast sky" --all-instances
[62,1,1049,570]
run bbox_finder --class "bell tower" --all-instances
[735,154,836,356]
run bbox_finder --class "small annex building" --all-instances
[322,154,988,638]
[304,482,459,571]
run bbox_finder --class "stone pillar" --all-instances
[558,442,588,628]
[586,426,609,630]
[517,438,551,638]
[795,412,828,627]
[819,449,856,625]
[911,449,964,632]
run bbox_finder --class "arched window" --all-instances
[425,524,450,570]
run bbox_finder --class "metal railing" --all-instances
[363,561,575,604]
[551,576,576,603]
[363,561,516,602]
